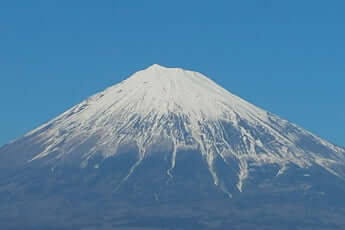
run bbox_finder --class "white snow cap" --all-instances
[101,64,267,122]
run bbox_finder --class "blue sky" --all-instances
[1,0,344,147]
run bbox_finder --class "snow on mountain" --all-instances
[21,64,345,194]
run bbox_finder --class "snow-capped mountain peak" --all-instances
[17,64,345,194]
[105,64,267,120]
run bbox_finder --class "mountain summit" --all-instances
[1,65,345,229]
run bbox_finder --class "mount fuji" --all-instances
[1,64,345,230]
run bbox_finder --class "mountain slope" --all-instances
[1,64,345,229]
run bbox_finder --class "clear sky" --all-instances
[0,0,344,147]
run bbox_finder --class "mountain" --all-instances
[1,64,345,230]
